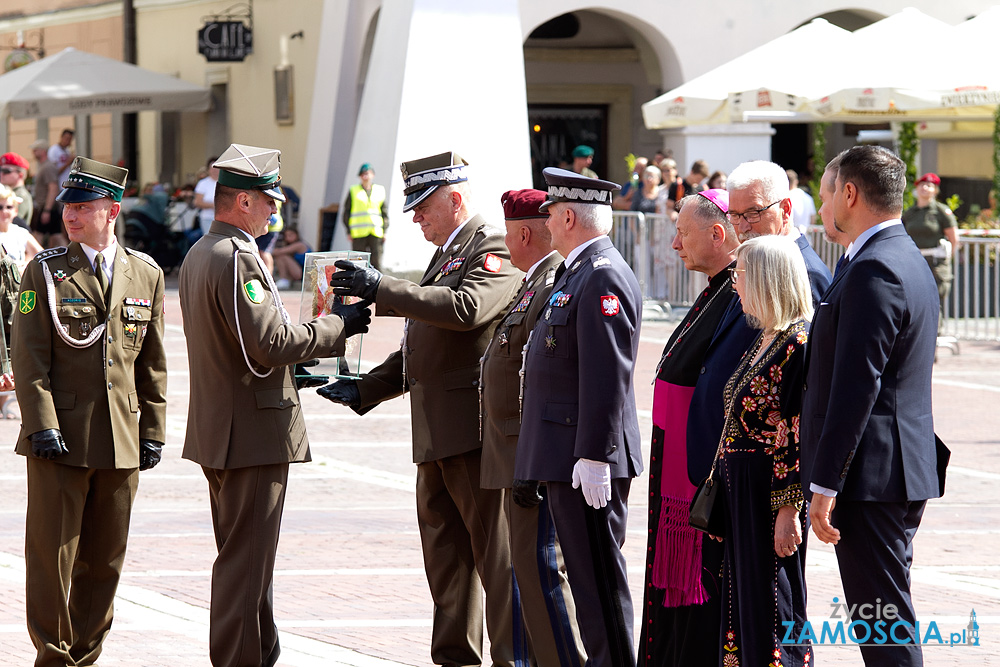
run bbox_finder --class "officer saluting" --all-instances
[514,168,643,667]
[180,143,370,667]
[12,157,167,666]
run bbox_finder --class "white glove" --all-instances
[572,458,612,509]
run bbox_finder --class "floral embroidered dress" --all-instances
[718,321,811,667]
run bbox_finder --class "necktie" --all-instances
[554,262,567,284]
[834,253,849,278]
[94,252,109,300]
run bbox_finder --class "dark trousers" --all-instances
[508,487,587,667]
[833,499,927,667]
[25,458,138,667]
[352,235,384,271]
[547,478,636,667]
[203,464,289,667]
[417,450,514,667]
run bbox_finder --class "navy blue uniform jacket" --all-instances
[801,225,940,501]
[515,237,643,483]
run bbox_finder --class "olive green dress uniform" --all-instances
[901,198,958,323]
[480,250,588,666]
[355,216,521,667]
[180,220,349,667]
[13,241,167,667]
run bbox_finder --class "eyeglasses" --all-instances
[728,267,746,281]
[727,200,781,225]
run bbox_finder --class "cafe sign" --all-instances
[198,20,253,62]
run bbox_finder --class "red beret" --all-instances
[915,173,940,186]
[501,189,548,220]
[0,153,29,170]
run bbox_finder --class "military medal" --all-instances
[550,292,572,307]
[125,323,137,338]
[53,269,67,282]
[126,306,136,319]
[545,334,556,350]
[498,332,508,346]
[80,322,91,337]
[125,298,151,307]
[141,324,148,339]
[512,291,534,314]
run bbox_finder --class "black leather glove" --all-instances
[139,439,163,471]
[317,379,361,407]
[329,259,382,301]
[294,359,328,389]
[29,429,68,460]
[512,479,543,509]
[330,298,372,338]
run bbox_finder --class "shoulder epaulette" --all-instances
[475,224,504,238]
[123,246,160,268]
[34,246,67,263]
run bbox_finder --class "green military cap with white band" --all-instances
[214,143,286,202]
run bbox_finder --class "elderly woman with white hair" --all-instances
[714,234,813,666]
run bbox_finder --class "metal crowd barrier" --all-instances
[611,212,1000,341]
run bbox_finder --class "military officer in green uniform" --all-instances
[901,172,960,328]
[12,157,167,667]
[318,152,522,667]
[480,188,587,666]
[179,143,371,667]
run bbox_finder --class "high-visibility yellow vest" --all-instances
[348,184,386,239]
[268,201,284,233]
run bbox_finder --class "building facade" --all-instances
[1,0,994,271]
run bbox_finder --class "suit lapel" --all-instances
[106,245,133,312]
[419,218,481,286]
[552,237,611,293]
[65,243,104,308]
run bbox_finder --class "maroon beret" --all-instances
[915,173,940,186]
[501,189,548,220]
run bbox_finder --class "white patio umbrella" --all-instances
[806,8,983,122]
[0,48,210,120]
[930,7,1000,116]
[642,18,853,129]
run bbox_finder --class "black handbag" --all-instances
[689,470,724,535]
[689,391,735,536]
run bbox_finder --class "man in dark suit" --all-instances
[319,152,521,667]
[482,188,585,666]
[12,157,167,666]
[804,145,941,666]
[515,168,643,667]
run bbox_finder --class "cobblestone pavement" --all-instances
[0,288,995,666]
